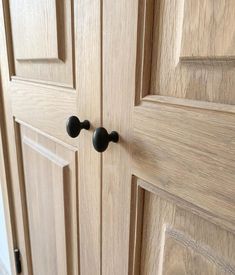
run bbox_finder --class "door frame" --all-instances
[0,0,33,273]
[0,71,17,274]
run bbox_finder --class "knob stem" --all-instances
[109,131,119,143]
[81,120,90,130]
[66,116,90,138]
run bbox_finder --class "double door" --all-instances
[0,0,235,274]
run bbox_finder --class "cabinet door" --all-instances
[102,0,235,274]
[0,0,101,274]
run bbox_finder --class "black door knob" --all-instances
[66,116,90,138]
[92,127,119,152]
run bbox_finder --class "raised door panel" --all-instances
[129,179,235,275]
[19,124,78,275]
[3,0,77,145]
[7,0,74,86]
[10,0,59,60]
[181,0,235,59]
[132,0,235,229]
[137,0,235,104]
[132,103,235,229]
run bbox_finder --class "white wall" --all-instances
[0,183,11,275]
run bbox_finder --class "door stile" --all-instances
[75,0,102,274]
[0,1,34,274]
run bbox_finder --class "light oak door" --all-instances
[0,0,101,274]
[102,0,235,274]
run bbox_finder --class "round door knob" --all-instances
[92,127,119,152]
[66,116,90,138]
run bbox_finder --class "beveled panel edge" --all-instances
[10,80,77,148]
[14,119,79,274]
[128,176,145,275]
[129,176,235,274]
[161,226,235,274]
[133,176,235,234]
[13,119,33,274]
[11,76,76,90]
[3,0,75,89]
[135,0,157,105]
[22,136,69,167]
[2,0,15,78]
[142,95,235,114]
[15,57,62,62]
[135,0,235,110]
[180,56,235,64]
[15,118,77,152]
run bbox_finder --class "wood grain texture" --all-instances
[103,0,235,274]
[181,0,235,59]
[144,95,235,114]
[128,179,145,275]
[9,0,59,60]
[0,0,102,274]
[20,125,78,275]
[102,0,138,274]
[10,80,77,147]
[0,1,33,273]
[76,0,102,273]
[8,0,74,86]
[135,0,156,101]
[133,101,235,230]
[137,0,235,104]
[138,181,235,275]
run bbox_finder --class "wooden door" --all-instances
[0,0,101,274]
[102,0,235,274]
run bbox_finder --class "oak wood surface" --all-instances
[149,0,235,104]
[9,0,74,86]
[1,0,235,274]
[140,179,235,275]
[103,0,235,274]
[0,0,101,274]
[76,0,102,274]
[9,0,59,60]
